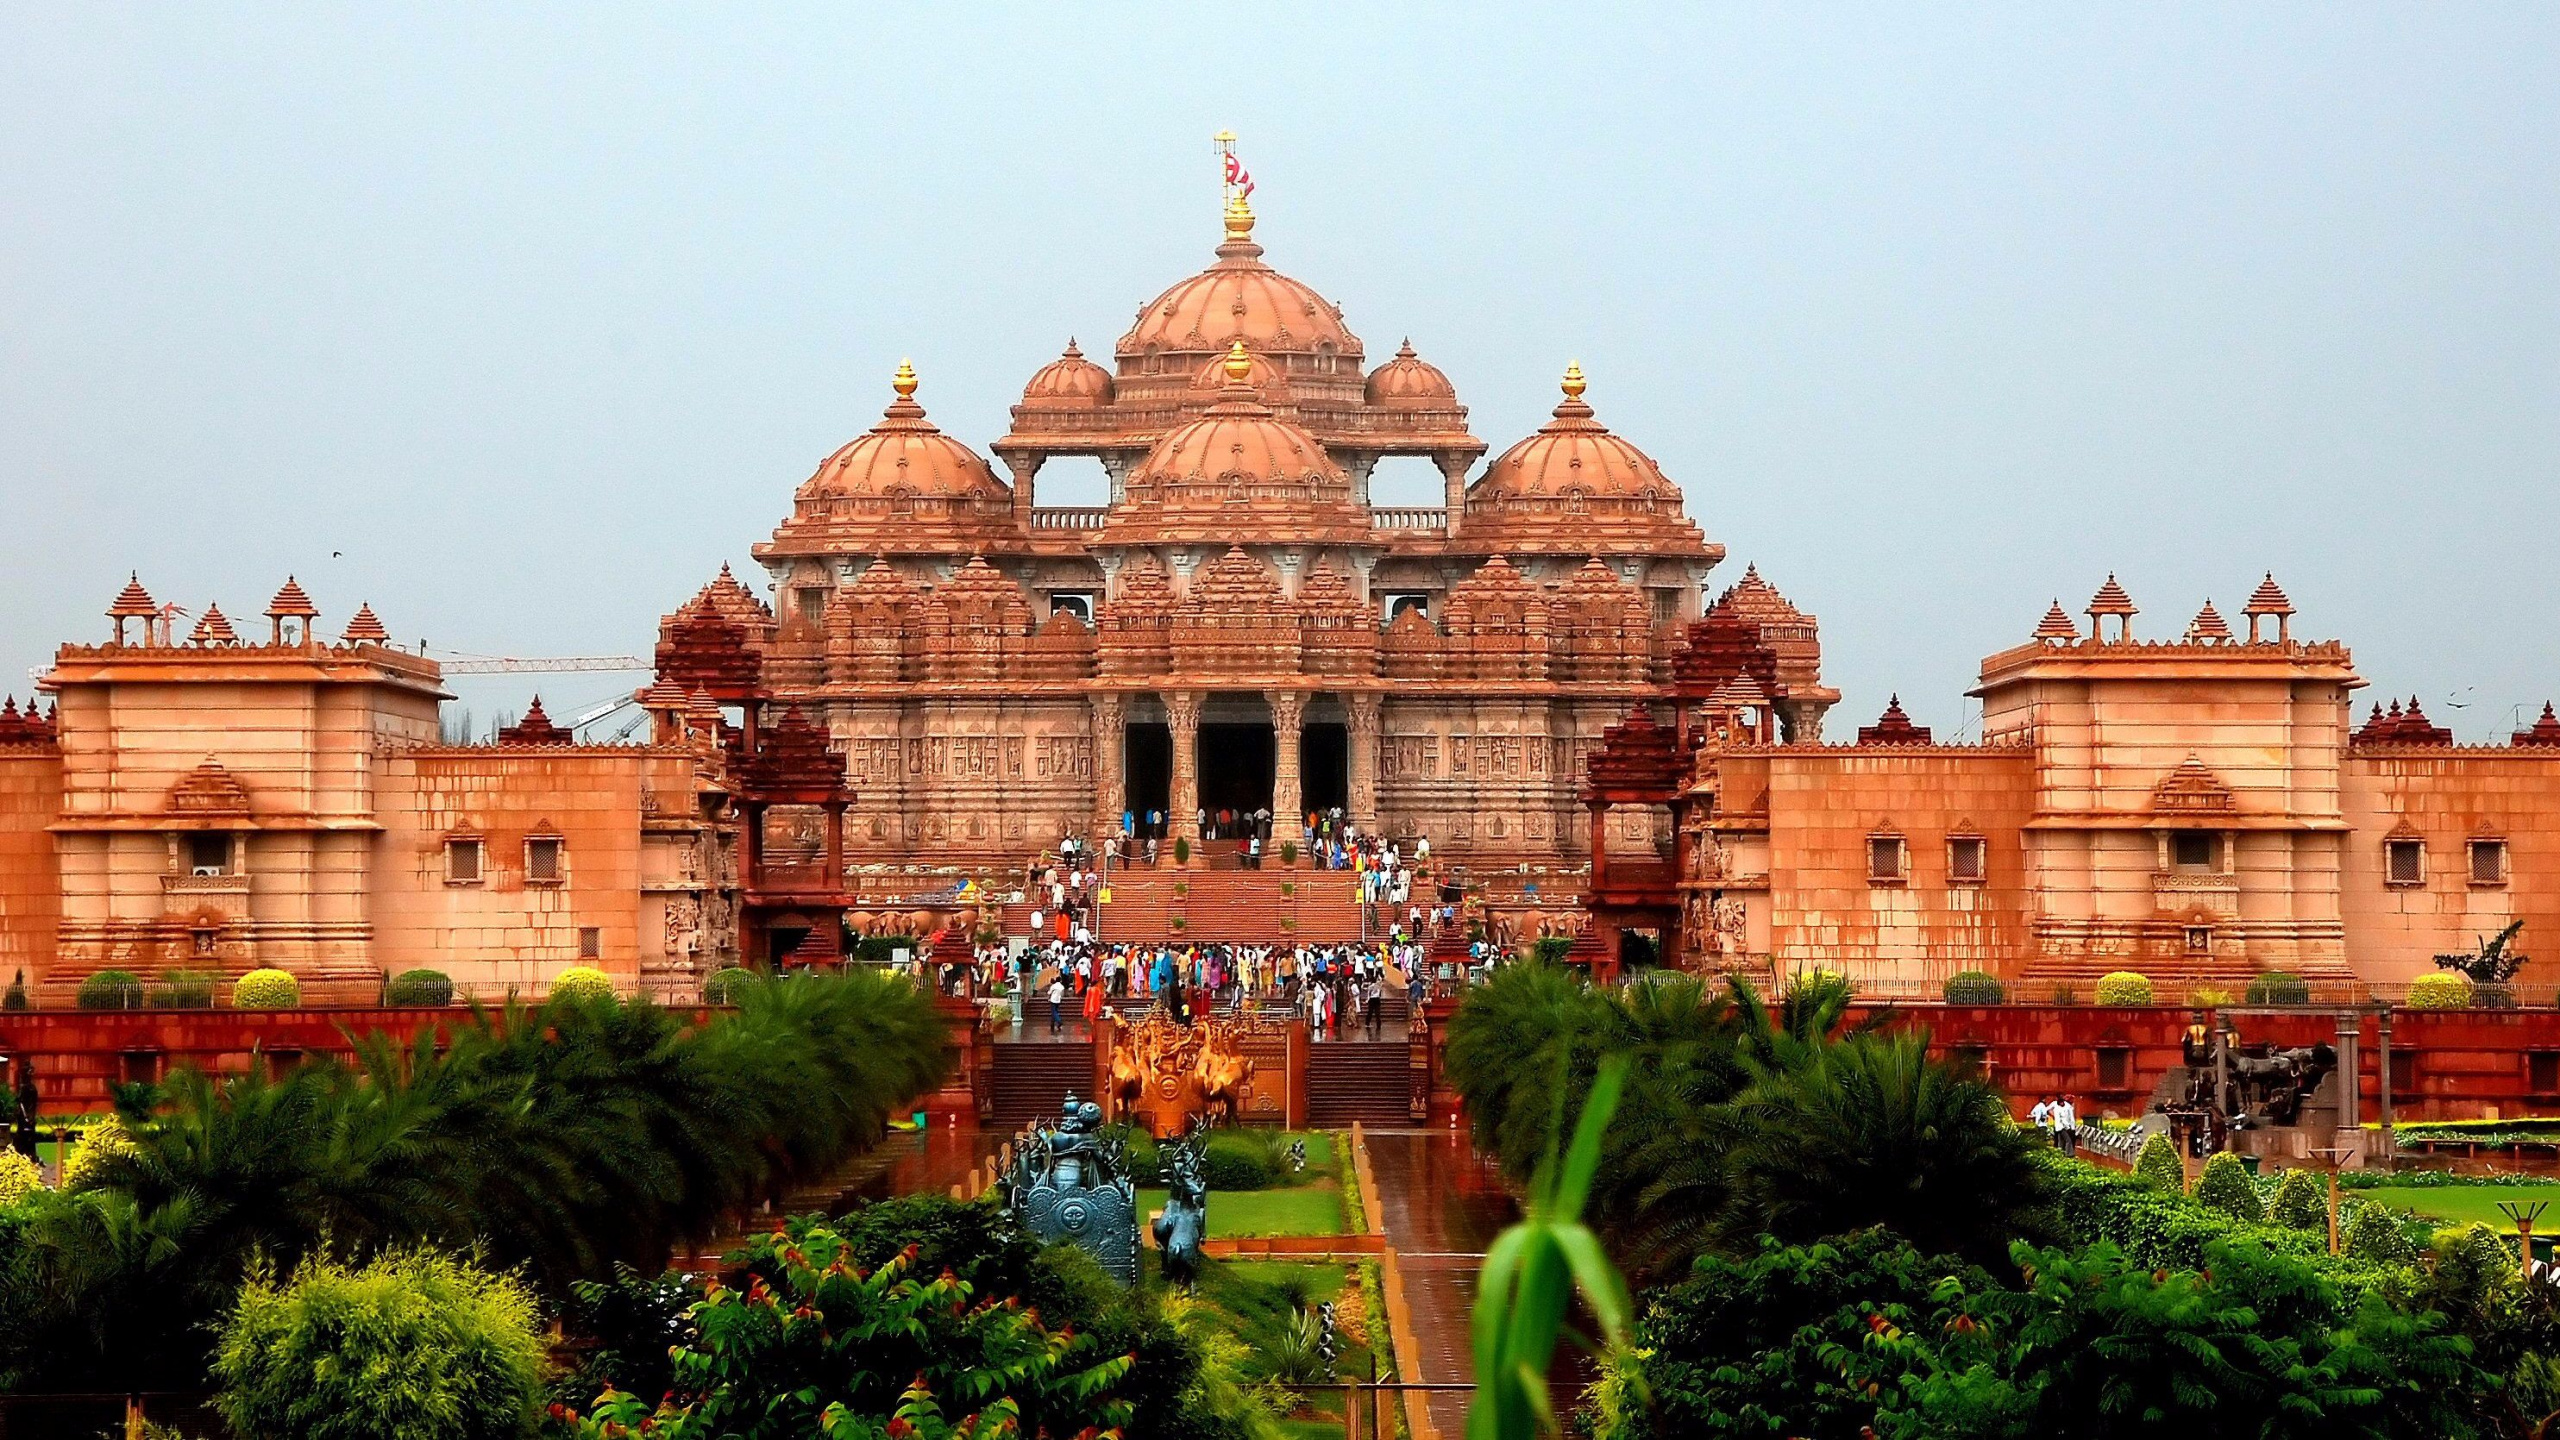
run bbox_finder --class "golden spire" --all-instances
[892,358,918,399]
[1224,190,1255,242]
[1222,339,1253,384]
[1561,361,1587,400]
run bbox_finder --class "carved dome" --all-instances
[1365,340,1456,407]
[1019,340,1114,408]
[1100,343,1374,547]
[1117,198,1363,364]
[801,363,1011,504]
[1464,365,1714,560]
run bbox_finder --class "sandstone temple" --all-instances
[0,181,2554,1007]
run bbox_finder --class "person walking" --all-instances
[1046,973,1065,1036]
[2055,1095,2080,1156]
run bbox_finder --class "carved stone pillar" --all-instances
[1168,690,1201,845]
[1092,693,1127,834]
[1003,453,1041,531]
[1270,690,1306,835]
[1436,453,1471,538]
[1346,692,1381,830]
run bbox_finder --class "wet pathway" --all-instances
[1365,1128,1520,1439]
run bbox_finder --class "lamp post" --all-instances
[2498,1199,2548,1283]
[2306,1146,2356,1255]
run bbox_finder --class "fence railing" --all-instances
[1370,507,1449,530]
[1027,506,1107,531]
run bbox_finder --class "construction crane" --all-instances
[426,651,651,675]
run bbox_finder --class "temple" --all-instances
[0,170,2555,1009]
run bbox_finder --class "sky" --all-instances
[3,7,2555,739]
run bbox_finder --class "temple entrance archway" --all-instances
[1301,693,1349,818]
[1198,692,1274,836]
[1125,720,1171,833]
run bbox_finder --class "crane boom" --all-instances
[433,656,650,675]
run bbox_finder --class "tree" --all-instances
[2192,1153,2263,1223]
[2434,920,2528,985]
[2270,1168,2326,1231]
[1716,1030,2052,1269]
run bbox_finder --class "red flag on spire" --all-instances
[1224,151,1254,197]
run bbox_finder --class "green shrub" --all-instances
[1942,970,2005,1004]
[2341,1200,2420,1264]
[76,969,144,1011]
[2408,973,2473,1009]
[384,968,453,1006]
[554,1219,1139,1440]
[1529,935,1574,966]
[2193,1152,2263,1222]
[547,966,614,1004]
[701,966,758,1005]
[2270,1167,2327,1230]
[2134,1133,2186,1191]
[232,968,301,1008]
[59,1116,133,1191]
[1174,837,1190,865]
[849,934,917,964]
[2094,971,2154,1005]
[1281,840,1298,866]
[1202,1135,1277,1191]
[148,969,216,1009]
[214,1248,545,1440]
[2245,970,2311,1005]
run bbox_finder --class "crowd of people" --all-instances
[946,937,1430,1041]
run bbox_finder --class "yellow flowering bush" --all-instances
[2407,973,2473,1009]
[59,1117,133,1191]
[548,967,615,1005]
[2094,971,2155,1006]
[0,1147,42,1205]
[232,968,302,1009]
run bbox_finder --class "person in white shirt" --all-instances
[2054,1096,2080,1156]
[2029,1095,2054,1132]
[1047,975,1066,1035]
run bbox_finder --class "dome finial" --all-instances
[892,359,918,400]
[1223,190,1255,243]
[1561,361,1587,401]
[1222,339,1254,385]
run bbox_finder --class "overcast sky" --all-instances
[4,7,2554,738]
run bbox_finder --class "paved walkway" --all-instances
[1365,1129,1519,1439]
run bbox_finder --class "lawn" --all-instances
[1141,1182,1346,1237]
[1185,1259,1384,1423]
[2359,1182,2560,1230]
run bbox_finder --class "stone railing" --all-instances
[1370,507,1449,530]
[1028,507,1107,532]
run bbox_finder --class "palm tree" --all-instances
[1715,1029,2049,1268]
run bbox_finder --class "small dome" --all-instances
[1118,195,1363,363]
[1102,343,1371,547]
[1474,365,1680,504]
[800,363,1011,505]
[1365,340,1456,406]
[1020,340,1114,408]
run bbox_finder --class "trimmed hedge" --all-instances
[702,966,758,1005]
[2342,1200,2419,1263]
[2194,1152,2264,1222]
[232,968,302,1009]
[2245,971,2311,1005]
[2407,973,2473,1009]
[2134,1133,2186,1192]
[2094,971,2154,1006]
[2271,1167,2327,1230]
[76,970,145,1011]
[548,967,615,1005]
[385,968,454,1006]
[149,969,216,1009]
[1942,971,2006,1005]
[849,935,918,965]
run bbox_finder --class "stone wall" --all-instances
[0,749,61,991]
[2342,748,2560,989]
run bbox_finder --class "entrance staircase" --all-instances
[988,1040,1093,1131]
[1307,1039,1412,1126]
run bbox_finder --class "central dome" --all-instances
[1100,343,1373,547]
[1117,197,1363,364]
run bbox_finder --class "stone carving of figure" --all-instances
[1151,1121,1210,1289]
[1007,1094,1140,1285]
